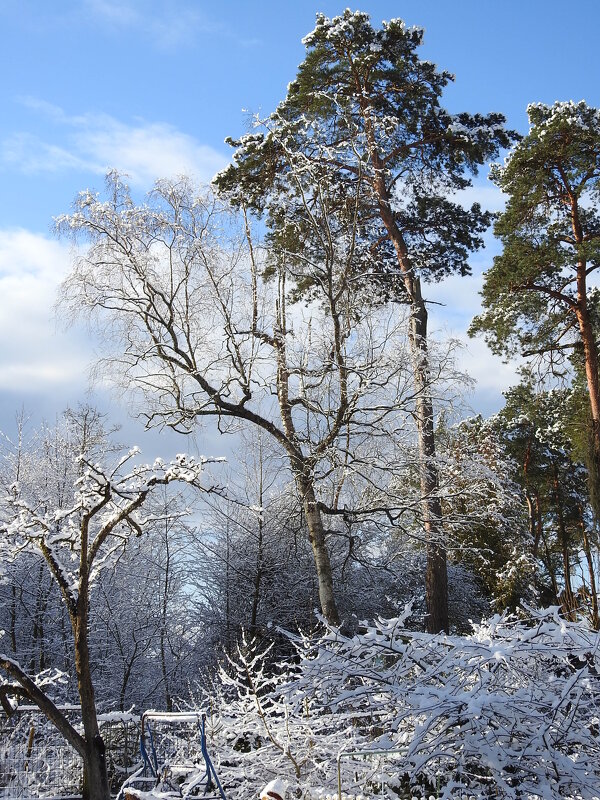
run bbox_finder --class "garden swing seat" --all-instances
[117,711,227,799]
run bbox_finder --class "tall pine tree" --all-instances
[215,10,515,632]
[470,101,600,518]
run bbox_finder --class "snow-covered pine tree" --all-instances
[470,101,600,520]
[215,9,516,633]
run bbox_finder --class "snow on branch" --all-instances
[287,607,600,799]
[196,608,600,798]
[1,450,224,614]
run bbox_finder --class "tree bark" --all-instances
[541,530,560,603]
[373,180,448,633]
[74,521,111,800]
[250,450,265,633]
[81,735,111,800]
[74,612,110,800]
[580,508,599,629]
[576,304,600,516]
[552,465,576,620]
[10,584,18,653]
[298,475,340,626]
[571,180,600,515]
[274,269,341,626]
[531,491,543,561]
[409,279,448,633]
[160,523,173,711]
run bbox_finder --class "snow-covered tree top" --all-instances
[301,9,424,49]
[526,99,600,130]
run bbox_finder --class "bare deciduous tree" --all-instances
[58,172,422,625]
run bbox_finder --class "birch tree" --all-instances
[59,173,422,626]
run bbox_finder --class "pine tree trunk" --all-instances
[577,308,600,518]
[535,494,544,560]
[552,466,576,620]
[580,510,599,629]
[527,492,542,558]
[409,283,448,633]
[524,440,542,558]
[371,171,448,634]
[541,531,560,603]
[572,189,600,516]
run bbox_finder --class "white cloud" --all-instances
[77,116,229,186]
[426,272,486,325]
[0,228,232,457]
[425,272,521,415]
[2,101,228,187]
[0,230,90,394]
[1,132,94,174]
[456,334,519,399]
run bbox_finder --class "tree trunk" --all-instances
[250,516,264,632]
[524,440,542,558]
[10,583,18,653]
[535,494,544,560]
[250,454,265,632]
[576,305,600,515]
[74,585,111,800]
[81,737,111,800]
[160,525,173,711]
[250,494,264,633]
[552,466,576,620]
[30,562,47,672]
[225,521,232,653]
[580,509,599,629]
[541,530,560,603]
[371,170,448,633]
[274,269,341,626]
[409,280,448,633]
[298,475,340,626]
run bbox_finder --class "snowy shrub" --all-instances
[201,634,351,799]
[198,608,600,800]
[290,606,600,799]
[111,608,600,799]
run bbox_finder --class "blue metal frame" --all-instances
[121,710,227,799]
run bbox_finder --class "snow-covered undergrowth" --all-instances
[200,607,600,800]
[3,608,599,799]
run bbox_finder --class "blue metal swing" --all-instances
[118,711,227,799]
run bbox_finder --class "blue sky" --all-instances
[1,0,599,452]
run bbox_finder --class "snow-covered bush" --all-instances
[201,608,600,799]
